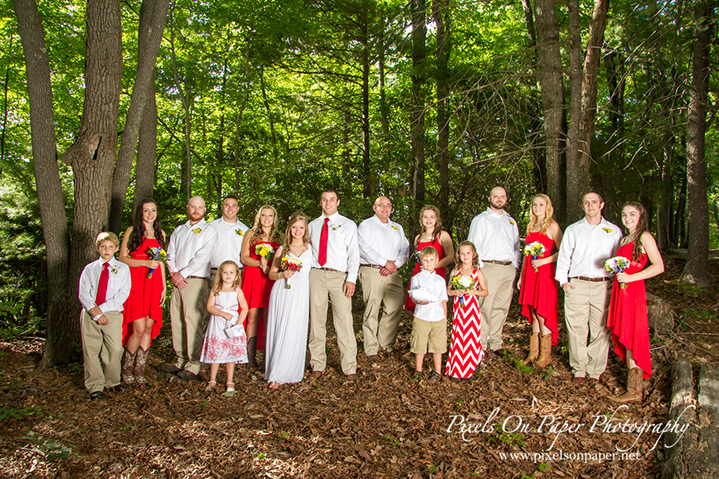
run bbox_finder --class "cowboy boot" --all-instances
[134,347,149,386]
[122,349,137,385]
[523,333,540,365]
[247,336,257,369]
[613,367,643,404]
[535,333,553,368]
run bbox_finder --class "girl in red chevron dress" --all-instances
[445,241,488,382]
[518,194,563,368]
[607,202,664,403]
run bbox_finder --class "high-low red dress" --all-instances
[404,235,447,312]
[606,241,652,378]
[518,231,558,345]
[241,238,279,349]
[122,237,164,347]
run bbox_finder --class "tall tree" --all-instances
[410,0,427,204]
[682,0,714,285]
[432,0,451,213]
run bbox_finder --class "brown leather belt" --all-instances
[572,276,609,282]
[189,276,208,280]
[484,260,512,266]
[317,267,343,273]
[361,264,383,269]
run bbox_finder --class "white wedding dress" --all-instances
[264,247,312,385]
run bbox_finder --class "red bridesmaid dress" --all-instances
[241,239,280,349]
[518,231,558,345]
[404,235,446,312]
[122,237,164,346]
[606,241,652,378]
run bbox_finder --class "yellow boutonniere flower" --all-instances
[192,228,202,234]
[509,219,515,225]
[236,229,244,236]
[603,227,613,233]
[391,225,398,230]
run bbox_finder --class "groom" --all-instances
[307,189,360,382]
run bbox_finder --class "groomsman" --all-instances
[308,189,360,381]
[162,196,217,381]
[467,186,521,355]
[357,196,410,361]
[556,191,622,384]
[208,195,249,284]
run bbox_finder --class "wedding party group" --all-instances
[77,186,663,405]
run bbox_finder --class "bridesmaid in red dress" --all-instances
[241,205,282,369]
[607,202,664,403]
[518,194,563,368]
[405,205,455,312]
[119,199,167,385]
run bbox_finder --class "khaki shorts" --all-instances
[410,318,447,354]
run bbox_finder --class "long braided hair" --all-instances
[127,199,165,252]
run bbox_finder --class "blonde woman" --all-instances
[240,205,282,369]
[518,194,563,367]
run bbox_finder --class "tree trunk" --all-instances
[13,0,71,366]
[1,35,12,166]
[410,0,427,204]
[169,0,191,201]
[432,0,451,213]
[378,13,389,138]
[534,0,566,222]
[133,81,158,208]
[360,9,371,199]
[109,0,168,232]
[259,66,279,163]
[682,0,713,286]
[565,0,583,222]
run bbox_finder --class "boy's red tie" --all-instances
[96,262,109,305]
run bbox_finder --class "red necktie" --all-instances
[96,262,109,305]
[318,217,330,266]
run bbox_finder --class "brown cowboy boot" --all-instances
[134,347,149,386]
[247,336,257,369]
[535,333,553,368]
[523,333,540,365]
[122,349,137,385]
[613,367,643,404]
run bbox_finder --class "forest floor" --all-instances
[1,253,718,478]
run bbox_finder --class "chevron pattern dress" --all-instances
[445,268,484,379]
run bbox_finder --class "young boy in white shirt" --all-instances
[78,232,132,399]
[408,247,448,381]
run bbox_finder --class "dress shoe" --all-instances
[159,364,181,374]
[345,374,358,382]
[89,391,105,400]
[493,349,506,357]
[572,376,585,384]
[176,370,199,382]
[309,370,324,380]
[109,383,130,392]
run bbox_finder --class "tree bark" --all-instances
[682,0,713,285]
[565,0,584,221]
[13,0,71,366]
[133,81,158,208]
[109,0,168,232]
[432,0,451,213]
[534,0,566,222]
[360,8,371,199]
[169,0,191,201]
[410,0,427,204]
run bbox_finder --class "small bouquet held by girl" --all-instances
[255,243,275,260]
[524,241,546,272]
[279,256,302,289]
[146,246,167,278]
[605,256,631,289]
[450,274,476,306]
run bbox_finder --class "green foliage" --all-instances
[20,431,73,461]
[0,406,41,422]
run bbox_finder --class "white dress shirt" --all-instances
[357,215,410,268]
[555,217,623,285]
[467,208,521,268]
[78,257,131,318]
[409,270,448,322]
[308,212,360,283]
[209,217,249,269]
[167,218,218,279]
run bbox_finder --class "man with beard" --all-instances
[467,186,521,357]
[162,196,218,381]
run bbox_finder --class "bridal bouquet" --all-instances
[146,247,167,278]
[524,241,546,273]
[604,256,631,289]
[280,256,302,289]
[451,275,476,306]
[255,243,275,260]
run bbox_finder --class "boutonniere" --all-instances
[236,229,244,236]
[509,219,515,225]
[602,227,613,233]
[192,227,202,234]
[331,224,341,231]
[391,225,399,230]
[109,265,119,275]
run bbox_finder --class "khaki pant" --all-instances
[479,262,517,351]
[359,266,405,355]
[170,277,209,374]
[309,269,357,375]
[81,310,123,393]
[564,278,612,378]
